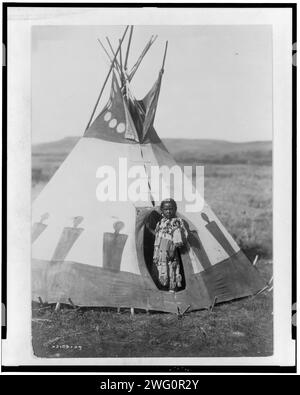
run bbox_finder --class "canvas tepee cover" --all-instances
[32,33,265,313]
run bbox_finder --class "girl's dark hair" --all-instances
[160,198,177,212]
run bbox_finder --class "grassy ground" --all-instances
[204,164,272,260]
[32,141,272,358]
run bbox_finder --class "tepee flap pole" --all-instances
[129,36,154,77]
[85,26,129,132]
[105,36,123,77]
[124,25,134,71]
[119,38,127,92]
[161,40,168,72]
[119,39,124,80]
[129,35,157,81]
[119,39,123,70]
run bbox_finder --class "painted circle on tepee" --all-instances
[104,112,112,122]
[116,123,125,133]
[109,119,117,128]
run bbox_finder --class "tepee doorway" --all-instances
[142,209,186,292]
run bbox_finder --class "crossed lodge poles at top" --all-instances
[85,25,168,133]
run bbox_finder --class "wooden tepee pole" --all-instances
[119,38,124,84]
[85,26,129,132]
[124,25,134,71]
[106,38,118,62]
[161,41,168,71]
[97,39,122,77]
[98,38,113,63]
[105,37,123,76]
[129,35,157,81]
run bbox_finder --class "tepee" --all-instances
[32,27,265,313]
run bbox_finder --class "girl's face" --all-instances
[161,202,176,219]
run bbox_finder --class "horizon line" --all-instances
[32,135,272,146]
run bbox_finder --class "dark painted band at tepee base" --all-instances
[31,26,266,314]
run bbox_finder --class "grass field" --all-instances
[32,138,273,358]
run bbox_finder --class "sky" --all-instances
[32,25,272,144]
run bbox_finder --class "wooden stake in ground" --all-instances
[253,255,259,266]
[68,298,76,309]
[209,296,218,313]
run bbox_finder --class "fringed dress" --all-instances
[153,217,187,291]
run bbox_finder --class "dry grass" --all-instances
[32,263,272,358]
[204,164,272,260]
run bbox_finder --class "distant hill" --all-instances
[162,138,272,165]
[32,136,272,185]
[33,136,80,155]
